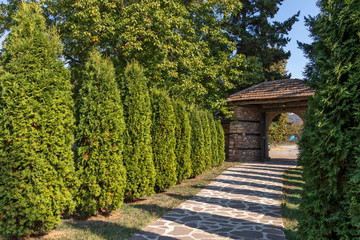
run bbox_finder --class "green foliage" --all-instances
[216,120,225,166]
[150,88,177,192]
[189,107,206,176]
[0,3,76,238]
[268,113,290,144]
[6,0,263,116]
[226,0,299,82]
[75,51,126,218]
[200,110,212,170]
[173,100,192,183]
[298,1,360,238]
[207,112,218,168]
[121,61,155,200]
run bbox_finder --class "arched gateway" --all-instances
[223,79,314,162]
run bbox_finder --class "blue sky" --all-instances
[273,0,320,79]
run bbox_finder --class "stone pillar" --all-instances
[224,106,262,162]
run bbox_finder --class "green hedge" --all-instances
[200,110,212,170]
[173,100,192,182]
[0,3,76,238]
[150,88,177,192]
[298,1,360,238]
[120,61,155,200]
[208,112,218,168]
[75,51,126,217]
[189,107,206,177]
[216,120,225,166]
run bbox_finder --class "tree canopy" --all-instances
[226,0,299,84]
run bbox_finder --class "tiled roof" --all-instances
[227,79,314,102]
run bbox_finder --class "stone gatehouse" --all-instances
[223,79,314,162]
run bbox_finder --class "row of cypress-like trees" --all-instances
[0,3,225,239]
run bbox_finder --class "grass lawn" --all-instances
[281,167,304,240]
[23,161,240,240]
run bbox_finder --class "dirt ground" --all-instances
[269,143,299,160]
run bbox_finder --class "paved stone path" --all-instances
[130,150,297,240]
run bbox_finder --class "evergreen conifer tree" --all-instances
[298,0,360,238]
[226,0,299,82]
[207,112,218,168]
[120,61,155,200]
[200,110,212,170]
[173,100,192,182]
[189,107,206,177]
[0,3,76,238]
[150,88,177,192]
[75,51,126,217]
[216,120,226,166]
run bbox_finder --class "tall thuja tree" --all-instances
[200,110,212,170]
[150,88,177,192]
[0,3,76,238]
[207,112,218,168]
[298,0,360,238]
[216,120,226,166]
[173,100,192,182]
[225,0,299,83]
[75,51,126,218]
[121,61,155,200]
[189,106,206,177]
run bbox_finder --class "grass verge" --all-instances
[281,167,304,240]
[26,161,240,240]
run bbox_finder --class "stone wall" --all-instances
[224,106,262,162]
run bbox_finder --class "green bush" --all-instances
[150,88,177,192]
[216,120,225,166]
[298,1,360,238]
[120,61,155,200]
[173,100,192,182]
[0,3,76,238]
[207,112,218,168]
[200,110,212,170]
[74,51,126,218]
[189,107,206,177]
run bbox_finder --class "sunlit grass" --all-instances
[281,167,304,240]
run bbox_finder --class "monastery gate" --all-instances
[223,79,314,162]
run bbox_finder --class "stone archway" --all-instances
[223,79,314,162]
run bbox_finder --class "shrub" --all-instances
[173,100,192,182]
[200,110,212,170]
[189,107,206,177]
[208,112,218,168]
[298,1,360,238]
[216,120,225,166]
[0,3,76,238]
[74,51,126,217]
[150,88,177,192]
[120,61,155,200]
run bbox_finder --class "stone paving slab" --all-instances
[130,158,296,240]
